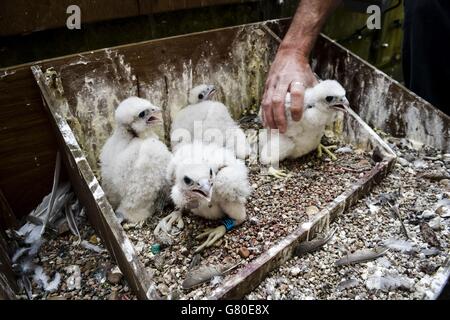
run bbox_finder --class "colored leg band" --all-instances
[222,218,235,231]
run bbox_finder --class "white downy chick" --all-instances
[259,80,349,166]
[171,84,250,160]
[156,141,251,252]
[100,97,172,223]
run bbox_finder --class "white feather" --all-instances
[169,141,251,221]
[171,85,249,159]
[382,238,416,253]
[259,80,347,164]
[100,97,172,223]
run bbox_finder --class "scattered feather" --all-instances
[188,254,202,270]
[413,159,428,170]
[46,273,61,292]
[33,266,61,292]
[335,247,389,266]
[366,275,414,292]
[65,265,81,291]
[65,197,80,240]
[40,152,62,235]
[182,263,239,289]
[33,266,49,288]
[80,240,105,253]
[377,256,392,268]
[294,228,337,256]
[20,275,33,300]
[376,191,399,206]
[419,171,450,182]
[368,204,380,215]
[336,278,359,291]
[382,238,416,254]
[210,275,223,286]
[421,248,440,257]
[388,203,409,239]
[12,248,30,263]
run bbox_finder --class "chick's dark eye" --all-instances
[210,168,213,176]
[326,96,334,103]
[183,176,193,185]
[138,111,146,118]
[198,94,204,100]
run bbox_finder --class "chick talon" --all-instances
[267,166,289,179]
[318,143,337,161]
[195,225,227,253]
[154,210,183,236]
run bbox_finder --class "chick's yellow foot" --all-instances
[123,220,145,230]
[317,144,337,161]
[267,166,290,179]
[154,210,184,236]
[194,225,227,253]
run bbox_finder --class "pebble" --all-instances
[440,179,450,188]
[336,146,353,154]
[107,266,123,285]
[30,134,450,301]
[108,288,119,300]
[397,157,410,167]
[429,217,443,230]
[158,283,169,296]
[306,206,320,216]
[290,267,301,276]
[248,139,450,300]
[414,160,428,170]
[238,247,250,259]
[421,210,436,219]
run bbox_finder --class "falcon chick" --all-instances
[171,84,249,159]
[100,97,172,223]
[259,80,348,177]
[155,141,251,252]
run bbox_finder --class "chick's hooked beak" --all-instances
[146,109,162,125]
[205,85,216,100]
[190,179,213,202]
[331,97,349,112]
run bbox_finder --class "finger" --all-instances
[261,80,276,129]
[272,83,289,133]
[289,81,305,121]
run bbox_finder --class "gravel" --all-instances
[246,137,450,300]
[14,223,137,300]
[11,131,449,300]
[124,142,372,299]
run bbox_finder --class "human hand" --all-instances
[261,48,318,133]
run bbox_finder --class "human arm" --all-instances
[261,0,342,133]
